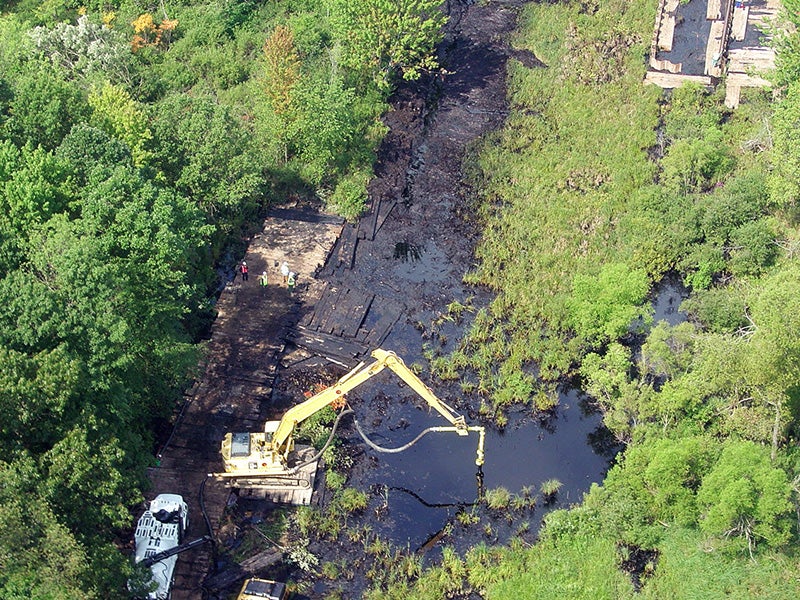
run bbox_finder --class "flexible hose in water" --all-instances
[291,408,474,472]
[288,408,354,474]
[353,419,447,454]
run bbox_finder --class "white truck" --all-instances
[132,494,188,600]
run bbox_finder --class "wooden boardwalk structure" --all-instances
[146,208,344,599]
[646,0,782,108]
[724,0,781,107]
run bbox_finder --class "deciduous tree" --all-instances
[697,441,793,554]
[3,62,89,150]
[567,262,651,345]
[326,0,446,90]
[88,82,153,167]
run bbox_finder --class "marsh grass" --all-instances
[456,508,481,526]
[447,0,662,421]
[540,478,563,501]
[484,486,512,510]
[326,469,346,491]
[321,560,340,579]
[337,487,368,513]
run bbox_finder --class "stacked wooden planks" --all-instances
[705,19,727,77]
[732,4,749,41]
[707,0,722,20]
[658,0,681,51]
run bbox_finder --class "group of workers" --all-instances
[239,260,296,292]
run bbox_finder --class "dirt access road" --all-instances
[148,1,540,598]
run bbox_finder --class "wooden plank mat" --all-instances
[726,70,771,86]
[658,15,677,51]
[338,290,375,338]
[728,47,775,71]
[644,71,713,88]
[290,327,368,362]
[705,20,727,77]
[359,300,404,348]
[732,5,749,40]
[748,0,782,27]
[725,83,742,108]
[650,58,682,73]
[300,284,374,339]
[659,0,681,51]
[373,199,398,239]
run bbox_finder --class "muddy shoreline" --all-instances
[205,1,617,598]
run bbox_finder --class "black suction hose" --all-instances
[288,408,354,473]
[353,419,449,453]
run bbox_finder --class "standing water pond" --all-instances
[349,383,617,550]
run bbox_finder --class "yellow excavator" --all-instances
[214,349,485,504]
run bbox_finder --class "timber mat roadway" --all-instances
[147,210,344,599]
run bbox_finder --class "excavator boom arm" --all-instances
[374,349,468,432]
[270,349,469,454]
[269,355,388,451]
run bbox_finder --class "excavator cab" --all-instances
[236,578,288,600]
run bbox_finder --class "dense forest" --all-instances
[0,0,444,597]
[1,0,800,598]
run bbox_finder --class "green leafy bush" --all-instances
[680,287,747,333]
[567,263,651,344]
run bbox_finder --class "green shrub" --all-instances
[699,172,769,244]
[682,245,725,290]
[321,560,340,579]
[328,169,370,221]
[567,263,651,344]
[728,218,778,277]
[680,287,747,333]
[661,130,734,194]
[337,487,368,513]
[326,469,346,491]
